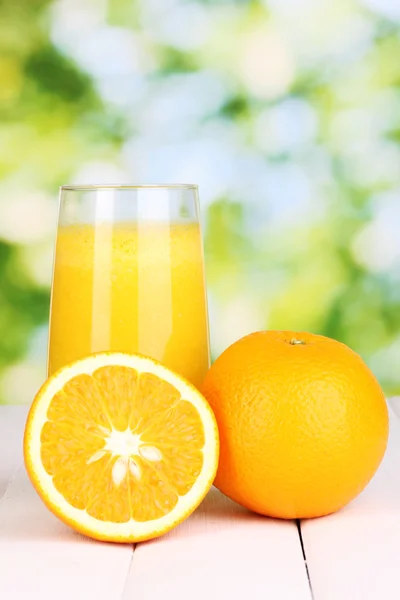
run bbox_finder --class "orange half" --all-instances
[24,353,219,542]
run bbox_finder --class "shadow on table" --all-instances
[1,469,287,547]
[141,486,291,548]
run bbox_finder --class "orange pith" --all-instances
[24,353,219,542]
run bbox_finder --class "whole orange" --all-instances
[202,331,389,519]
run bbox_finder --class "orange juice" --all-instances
[48,222,209,387]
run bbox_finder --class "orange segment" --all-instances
[92,366,139,431]
[24,353,219,542]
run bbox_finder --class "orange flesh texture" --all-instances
[40,366,205,523]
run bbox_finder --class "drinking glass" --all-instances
[48,185,210,388]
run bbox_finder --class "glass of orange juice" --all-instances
[48,184,210,388]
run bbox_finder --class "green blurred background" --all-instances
[1,0,400,403]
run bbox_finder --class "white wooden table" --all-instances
[1,403,400,600]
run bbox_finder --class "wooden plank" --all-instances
[0,469,134,600]
[0,406,311,599]
[0,406,29,499]
[301,405,400,600]
[122,487,312,600]
[0,406,134,600]
[390,396,400,420]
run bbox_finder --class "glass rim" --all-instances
[60,183,199,191]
